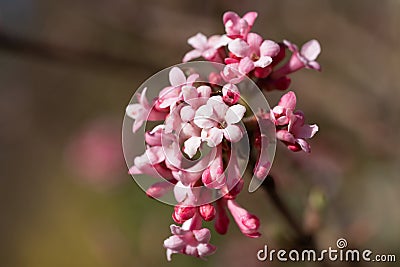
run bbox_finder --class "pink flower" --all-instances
[223,11,258,39]
[183,33,230,62]
[270,91,297,125]
[276,111,318,153]
[271,39,321,79]
[157,67,199,110]
[271,91,318,152]
[285,39,321,70]
[126,87,167,132]
[194,96,246,147]
[227,33,280,74]
[129,146,173,179]
[227,199,261,238]
[164,216,217,261]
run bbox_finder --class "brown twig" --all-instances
[0,31,154,70]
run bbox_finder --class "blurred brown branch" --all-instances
[0,31,154,70]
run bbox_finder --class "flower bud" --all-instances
[172,205,196,224]
[199,204,216,221]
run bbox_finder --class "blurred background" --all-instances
[0,0,399,266]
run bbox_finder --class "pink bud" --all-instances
[199,204,216,221]
[227,200,261,238]
[222,83,240,105]
[173,205,196,224]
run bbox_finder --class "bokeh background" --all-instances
[0,0,399,266]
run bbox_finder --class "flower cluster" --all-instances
[125,11,321,261]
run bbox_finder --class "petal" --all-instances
[126,102,145,119]
[139,87,149,107]
[186,73,199,85]
[225,104,246,124]
[283,39,299,52]
[188,33,207,50]
[260,40,280,57]
[228,38,250,57]
[294,124,319,139]
[306,61,321,71]
[276,130,296,143]
[202,128,223,147]
[163,235,186,250]
[223,11,240,24]
[194,105,216,129]
[145,146,165,164]
[246,33,263,50]
[242,11,258,26]
[174,181,197,203]
[197,85,212,98]
[183,136,202,158]
[197,243,217,257]
[180,106,195,122]
[223,124,243,142]
[207,96,227,117]
[184,245,199,257]
[301,39,321,61]
[296,138,311,153]
[278,91,297,110]
[238,57,255,74]
[254,56,272,68]
[193,228,211,243]
[170,224,185,235]
[182,85,198,103]
[209,34,231,48]
[166,249,175,261]
[172,169,202,186]
[169,67,186,87]
[183,49,202,62]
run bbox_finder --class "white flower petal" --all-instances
[183,136,202,158]
[169,67,186,87]
[301,39,321,61]
[223,124,243,142]
[225,104,246,124]
[180,106,195,122]
[202,127,223,147]
[228,38,250,57]
[194,105,216,129]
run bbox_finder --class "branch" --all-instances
[0,31,154,70]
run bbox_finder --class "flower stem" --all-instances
[261,175,315,248]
